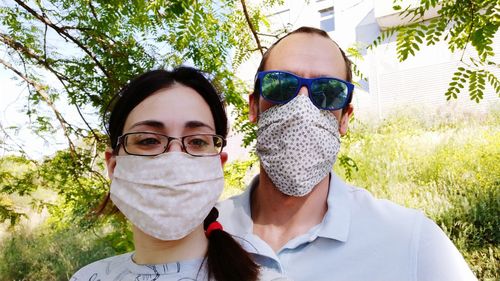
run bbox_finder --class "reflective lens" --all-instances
[257,71,353,110]
[261,71,299,102]
[310,78,349,110]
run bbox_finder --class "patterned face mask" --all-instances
[110,152,224,240]
[256,95,341,196]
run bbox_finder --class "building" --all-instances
[236,0,500,121]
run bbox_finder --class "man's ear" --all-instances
[105,148,117,179]
[220,151,228,166]
[339,104,354,136]
[249,92,259,123]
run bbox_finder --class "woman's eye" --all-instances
[136,138,161,146]
[189,138,209,147]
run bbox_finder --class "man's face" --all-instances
[249,33,353,135]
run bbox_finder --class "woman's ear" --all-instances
[105,148,117,179]
[220,151,228,166]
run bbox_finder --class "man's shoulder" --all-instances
[70,252,132,280]
[343,181,423,218]
[217,191,245,212]
[217,190,252,235]
[341,182,426,241]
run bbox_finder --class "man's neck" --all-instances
[132,225,208,264]
[251,168,330,252]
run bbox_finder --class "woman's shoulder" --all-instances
[258,267,293,281]
[69,252,133,280]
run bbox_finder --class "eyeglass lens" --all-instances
[123,133,223,156]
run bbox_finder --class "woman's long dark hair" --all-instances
[204,207,259,281]
[103,66,259,281]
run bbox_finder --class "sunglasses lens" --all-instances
[261,72,299,103]
[310,79,349,110]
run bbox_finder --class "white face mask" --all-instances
[110,152,224,241]
[256,95,341,196]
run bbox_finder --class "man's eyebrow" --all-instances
[185,120,215,131]
[129,120,165,130]
[281,69,335,79]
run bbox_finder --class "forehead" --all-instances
[265,33,347,80]
[122,84,215,133]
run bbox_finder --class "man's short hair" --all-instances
[253,26,353,112]
[255,26,352,82]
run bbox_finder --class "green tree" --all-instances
[0,0,278,227]
[371,0,500,102]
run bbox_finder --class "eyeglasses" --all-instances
[117,132,226,157]
[255,70,354,110]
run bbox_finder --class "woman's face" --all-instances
[105,83,228,177]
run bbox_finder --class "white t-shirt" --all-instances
[70,252,290,281]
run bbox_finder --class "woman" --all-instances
[71,67,288,281]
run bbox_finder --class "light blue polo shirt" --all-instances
[217,173,476,281]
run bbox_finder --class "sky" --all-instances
[0,66,250,161]
[0,69,65,158]
[0,62,109,160]
[0,0,252,161]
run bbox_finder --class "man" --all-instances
[218,27,476,281]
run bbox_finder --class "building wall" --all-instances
[237,0,500,121]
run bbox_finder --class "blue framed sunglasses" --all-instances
[255,70,354,110]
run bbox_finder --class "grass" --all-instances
[334,108,500,280]
[0,107,498,280]
[0,225,119,281]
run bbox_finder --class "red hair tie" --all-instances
[205,221,223,237]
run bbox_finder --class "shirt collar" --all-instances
[221,178,282,269]
[316,173,352,242]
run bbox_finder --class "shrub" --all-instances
[335,109,500,280]
[0,108,498,280]
[0,224,120,281]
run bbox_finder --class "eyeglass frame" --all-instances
[255,70,354,111]
[115,132,227,157]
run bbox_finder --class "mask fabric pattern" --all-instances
[110,152,224,241]
[256,95,341,196]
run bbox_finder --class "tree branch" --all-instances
[0,33,69,81]
[74,103,101,142]
[0,58,77,156]
[240,0,264,56]
[13,0,111,79]
[460,1,475,63]
[256,32,280,38]
[43,20,48,61]
[0,122,36,163]
[1,33,102,141]
[88,0,99,21]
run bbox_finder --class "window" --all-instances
[267,9,291,30]
[319,7,334,32]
